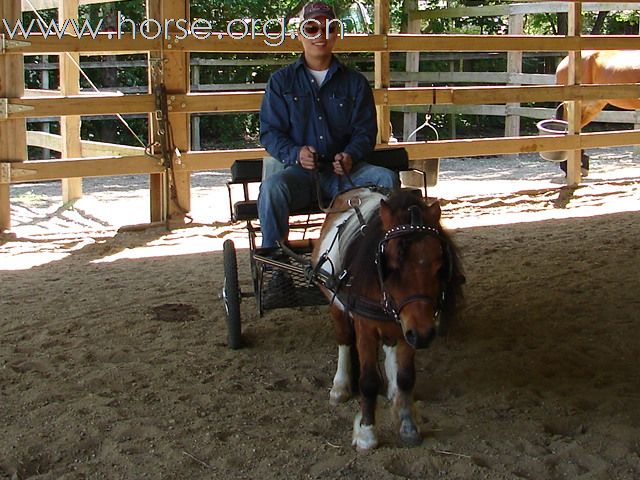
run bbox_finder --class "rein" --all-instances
[311,153,357,214]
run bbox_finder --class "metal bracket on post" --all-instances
[0,163,10,183]
[0,99,9,119]
[153,84,173,169]
[0,34,31,54]
[0,98,35,120]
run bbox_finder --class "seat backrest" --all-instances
[229,147,410,184]
[230,159,263,184]
[362,147,409,172]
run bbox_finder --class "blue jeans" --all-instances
[257,162,398,248]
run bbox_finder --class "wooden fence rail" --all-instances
[5,33,640,55]
[6,83,640,119]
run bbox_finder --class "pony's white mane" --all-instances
[337,191,386,262]
[316,188,388,279]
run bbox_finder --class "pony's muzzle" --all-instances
[404,326,436,349]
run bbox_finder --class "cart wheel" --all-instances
[222,239,242,349]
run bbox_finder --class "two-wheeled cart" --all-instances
[221,148,437,349]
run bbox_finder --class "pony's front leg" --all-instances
[352,324,380,452]
[330,344,352,405]
[329,306,353,405]
[383,343,398,402]
[394,341,422,446]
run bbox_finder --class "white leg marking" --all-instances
[383,344,398,402]
[352,411,378,452]
[330,345,351,405]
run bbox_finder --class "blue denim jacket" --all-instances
[259,55,377,167]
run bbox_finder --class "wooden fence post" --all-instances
[374,0,391,144]
[566,1,583,185]
[0,0,27,232]
[160,0,191,225]
[147,0,191,225]
[41,57,51,159]
[60,0,83,203]
[505,11,523,138]
[403,0,419,143]
[147,0,166,222]
[634,109,640,156]
[191,65,201,151]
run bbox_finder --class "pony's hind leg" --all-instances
[394,342,422,446]
[329,305,354,405]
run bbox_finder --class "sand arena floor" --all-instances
[1,148,639,479]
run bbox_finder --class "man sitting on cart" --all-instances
[258,1,398,251]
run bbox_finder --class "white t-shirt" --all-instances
[306,67,329,86]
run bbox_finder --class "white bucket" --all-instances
[536,119,569,162]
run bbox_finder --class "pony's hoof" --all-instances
[352,414,378,452]
[400,421,422,446]
[329,387,351,405]
[352,426,378,452]
[354,440,378,453]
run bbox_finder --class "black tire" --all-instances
[222,239,242,349]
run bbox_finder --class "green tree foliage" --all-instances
[526,8,638,35]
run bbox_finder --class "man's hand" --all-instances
[333,152,353,176]
[298,145,317,170]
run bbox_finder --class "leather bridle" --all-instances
[374,210,451,324]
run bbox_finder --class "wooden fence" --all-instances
[1,0,640,231]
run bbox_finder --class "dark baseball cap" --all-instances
[302,2,336,20]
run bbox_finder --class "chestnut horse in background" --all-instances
[311,187,464,451]
[554,50,640,173]
[556,50,640,127]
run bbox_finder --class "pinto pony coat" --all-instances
[312,188,463,451]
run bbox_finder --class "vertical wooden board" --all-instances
[402,0,420,143]
[147,0,165,222]
[505,13,523,137]
[374,0,391,143]
[0,184,9,233]
[0,0,27,232]
[566,1,583,185]
[400,0,428,188]
[149,171,167,221]
[60,0,83,202]
[634,110,640,155]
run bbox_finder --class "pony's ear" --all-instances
[379,199,394,229]
[425,200,442,224]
